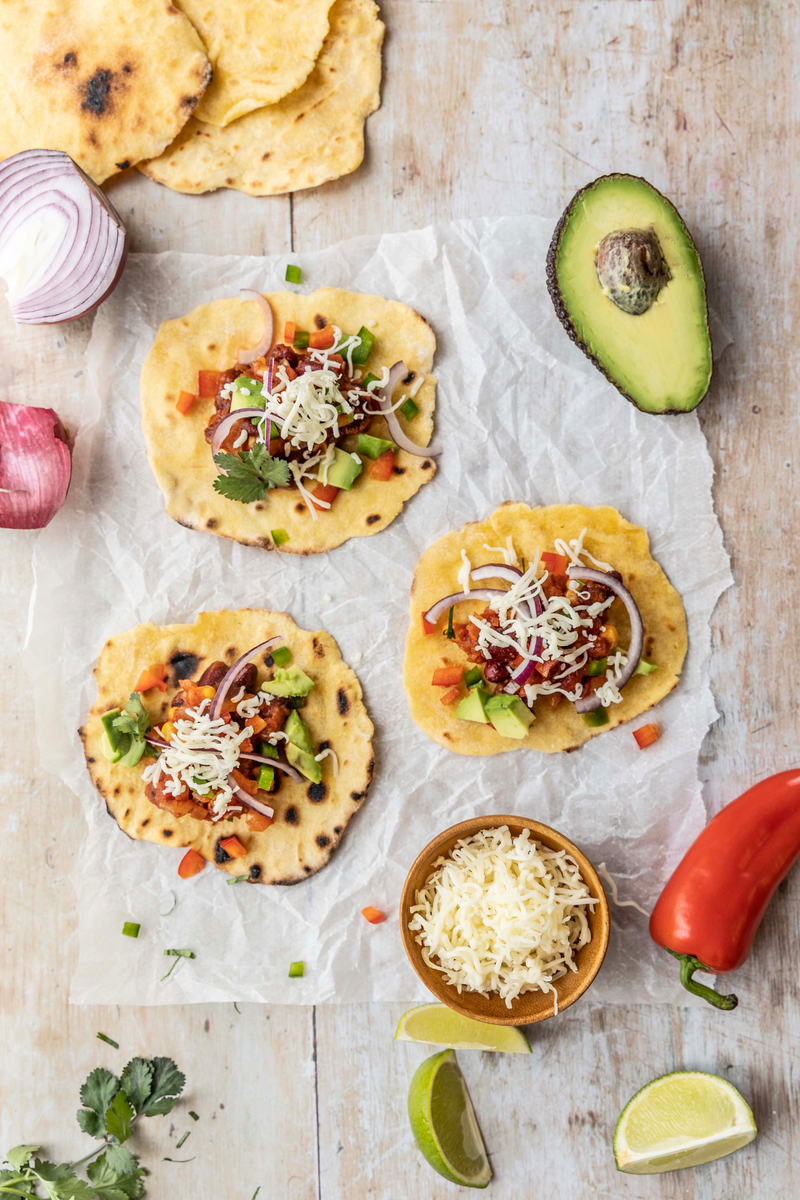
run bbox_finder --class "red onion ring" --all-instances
[423,588,507,626]
[372,361,440,458]
[266,357,275,394]
[470,563,543,687]
[470,563,522,584]
[237,290,274,364]
[209,639,283,721]
[211,406,277,459]
[0,149,127,324]
[229,783,274,819]
[566,566,644,714]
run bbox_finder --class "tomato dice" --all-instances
[283,321,296,343]
[219,835,247,859]
[178,849,205,879]
[368,450,395,481]
[309,326,335,350]
[422,614,437,635]
[135,663,168,693]
[176,390,196,416]
[633,722,661,749]
[541,551,569,574]
[310,482,340,510]
[440,686,462,705]
[361,906,387,924]
[432,665,463,687]
[197,369,222,398]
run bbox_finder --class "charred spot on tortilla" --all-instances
[214,839,231,863]
[113,786,121,796]
[284,806,299,825]
[393,466,406,475]
[206,518,217,529]
[403,371,416,385]
[337,688,349,715]
[316,834,330,848]
[81,68,115,114]
[308,783,327,803]
[162,829,173,838]
[334,825,342,834]
[314,314,328,329]
[170,650,200,680]
[115,160,130,170]
[141,818,150,827]
[421,460,432,470]
[366,514,380,525]
[249,864,262,880]
[318,740,331,751]
[295,503,306,514]
[312,638,325,658]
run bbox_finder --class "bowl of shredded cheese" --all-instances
[401,816,610,1026]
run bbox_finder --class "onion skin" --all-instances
[0,400,72,529]
[566,565,644,713]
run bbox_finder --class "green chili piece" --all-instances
[288,961,304,978]
[122,922,141,938]
[586,657,607,677]
[284,264,302,284]
[271,646,292,667]
[464,666,483,689]
[350,326,375,365]
[271,529,289,546]
[399,397,419,421]
[293,330,310,350]
[582,708,609,728]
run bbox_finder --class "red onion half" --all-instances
[566,566,644,714]
[0,149,127,324]
[0,400,71,529]
[237,290,274,364]
[372,361,440,458]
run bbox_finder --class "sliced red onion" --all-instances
[470,563,523,584]
[211,406,276,459]
[0,401,72,528]
[229,782,274,819]
[372,360,440,458]
[470,563,543,688]
[566,566,644,714]
[145,735,170,750]
[239,754,304,783]
[209,638,283,721]
[266,357,275,394]
[423,588,507,626]
[0,149,127,324]
[237,290,274,365]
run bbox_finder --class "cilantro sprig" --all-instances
[213,445,291,504]
[1,1054,185,1198]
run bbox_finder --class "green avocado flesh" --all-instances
[548,174,712,414]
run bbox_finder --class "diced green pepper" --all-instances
[271,529,289,546]
[357,433,398,460]
[464,666,483,689]
[285,264,302,284]
[258,740,280,759]
[293,330,310,350]
[582,708,610,728]
[271,646,292,667]
[587,657,607,677]
[361,372,380,388]
[257,765,275,791]
[634,659,658,676]
[270,421,281,440]
[350,326,375,365]
[288,961,304,978]
[399,397,419,421]
[122,922,140,938]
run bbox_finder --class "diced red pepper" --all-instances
[231,768,258,796]
[309,326,335,350]
[432,665,463,687]
[135,663,168,693]
[178,848,205,879]
[283,321,296,343]
[197,369,222,398]
[368,449,395,481]
[440,686,462,705]
[541,551,569,574]
[310,482,340,510]
[361,906,387,924]
[246,811,274,832]
[220,835,247,859]
[422,614,437,635]
[176,390,196,416]
[633,722,661,750]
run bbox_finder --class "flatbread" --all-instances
[174,0,336,127]
[81,609,375,884]
[141,287,437,555]
[0,0,211,184]
[139,0,383,196]
[404,503,688,755]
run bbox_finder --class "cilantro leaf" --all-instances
[31,1159,94,1200]
[104,1091,133,1144]
[6,1145,39,1169]
[87,1153,144,1200]
[102,1146,138,1178]
[140,1057,185,1118]
[79,1068,119,1127]
[118,1059,153,1115]
[213,445,291,505]
[0,1168,34,1193]
[113,694,151,740]
[76,1108,103,1139]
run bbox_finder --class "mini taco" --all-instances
[81,610,374,883]
[404,503,687,755]
[141,287,437,555]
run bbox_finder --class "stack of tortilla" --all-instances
[0,0,384,194]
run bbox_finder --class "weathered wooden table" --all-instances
[2,2,797,1196]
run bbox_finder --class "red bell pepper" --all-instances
[650,769,800,1010]
[309,326,335,350]
[197,369,222,398]
[134,663,168,693]
[361,906,386,924]
[421,613,436,635]
[541,551,569,575]
[431,665,462,687]
[633,722,661,749]
[310,482,339,510]
[178,848,205,879]
[219,835,247,859]
[176,390,196,416]
[440,686,461,705]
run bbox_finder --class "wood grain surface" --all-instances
[2,2,799,1197]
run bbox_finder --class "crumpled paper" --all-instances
[25,218,732,1006]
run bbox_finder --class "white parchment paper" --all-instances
[25,218,731,1006]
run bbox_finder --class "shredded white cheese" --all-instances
[408,373,425,398]
[314,747,339,776]
[142,700,252,820]
[409,826,597,1010]
[597,863,650,918]
[457,549,472,594]
[554,527,612,572]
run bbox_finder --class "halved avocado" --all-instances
[546,174,712,414]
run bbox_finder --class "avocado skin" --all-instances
[545,173,712,415]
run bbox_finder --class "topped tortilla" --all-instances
[141,287,437,555]
[404,503,687,755]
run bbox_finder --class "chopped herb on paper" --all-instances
[176,1131,190,1149]
[96,1032,119,1049]
[161,948,195,982]
[213,446,291,504]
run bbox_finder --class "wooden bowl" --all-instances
[400,815,610,1026]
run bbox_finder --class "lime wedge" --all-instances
[408,1050,492,1188]
[614,1071,756,1174]
[396,1004,531,1053]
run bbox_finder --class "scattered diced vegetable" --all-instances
[134,663,167,693]
[220,835,247,859]
[309,326,335,350]
[176,390,196,416]
[197,369,222,397]
[440,686,462,706]
[310,481,339,510]
[587,657,607,677]
[444,606,455,640]
[283,321,296,342]
[399,397,419,421]
[285,264,302,284]
[258,739,280,759]
[293,329,310,351]
[541,551,569,574]
[635,659,658,675]
[271,646,292,667]
[257,764,275,791]
[176,1131,190,1150]
[633,722,661,749]
[422,614,437,635]
[350,325,375,365]
[272,528,290,546]
[189,1112,200,1121]
[97,1032,119,1048]
[288,961,304,978]
[233,374,261,398]
[122,922,140,938]
[582,708,609,728]
[178,849,206,879]
[432,665,463,688]
[362,372,380,388]
[361,906,387,924]
[357,433,397,460]
[162,948,195,982]
[368,449,395,481]
[464,666,483,689]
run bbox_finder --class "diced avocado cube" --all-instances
[258,740,280,759]
[262,666,315,699]
[101,729,127,764]
[285,742,322,783]
[118,737,147,768]
[399,397,419,421]
[230,375,265,412]
[350,326,375,365]
[284,709,315,755]
[318,446,363,491]
[271,646,292,667]
[456,686,492,724]
[357,433,398,460]
[257,765,275,791]
[484,694,534,740]
[101,709,124,752]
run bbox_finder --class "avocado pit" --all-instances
[595,228,671,315]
